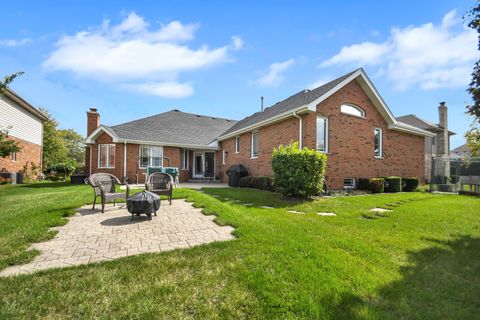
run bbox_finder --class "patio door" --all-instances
[193,153,204,178]
[204,152,215,178]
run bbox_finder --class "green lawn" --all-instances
[0,183,479,319]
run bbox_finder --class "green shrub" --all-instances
[369,178,385,193]
[358,178,370,190]
[239,176,274,191]
[403,177,419,192]
[384,176,402,193]
[271,142,327,198]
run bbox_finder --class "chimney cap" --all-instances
[439,101,446,107]
[89,107,98,113]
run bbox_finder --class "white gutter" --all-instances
[292,111,303,149]
[218,105,311,140]
[388,123,435,137]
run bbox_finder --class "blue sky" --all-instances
[0,0,477,148]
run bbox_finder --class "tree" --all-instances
[58,129,85,169]
[40,108,69,170]
[0,129,21,158]
[465,3,480,155]
[0,72,24,158]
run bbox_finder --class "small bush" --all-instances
[403,177,419,192]
[358,178,370,190]
[369,178,385,193]
[239,176,274,191]
[0,177,13,185]
[384,176,402,193]
[271,142,327,198]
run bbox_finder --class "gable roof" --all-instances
[396,114,455,135]
[219,68,434,139]
[2,88,48,122]
[221,69,358,137]
[86,109,237,148]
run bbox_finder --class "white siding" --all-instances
[0,94,43,145]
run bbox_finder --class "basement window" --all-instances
[343,178,356,189]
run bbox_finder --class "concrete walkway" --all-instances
[0,199,235,277]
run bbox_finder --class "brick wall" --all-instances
[217,79,425,189]
[85,132,187,183]
[0,135,42,173]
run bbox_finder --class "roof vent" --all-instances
[211,117,216,120]
[304,89,310,93]
[173,109,180,112]
[196,115,201,117]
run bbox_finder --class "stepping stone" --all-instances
[242,203,253,206]
[211,195,220,198]
[287,210,305,214]
[222,198,230,200]
[317,212,336,216]
[369,208,392,213]
[258,206,274,209]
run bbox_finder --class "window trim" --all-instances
[138,145,164,169]
[374,128,383,159]
[343,178,356,189]
[251,131,259,159]
[98,144,115,169]
[234,136,240,154]
[316,115,329,153]
[222,150,227,165]
[12,151,16,162]
[182,149,189,171]
[340,103,366,118]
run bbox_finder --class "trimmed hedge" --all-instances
[271,142,327,198]
[358,178,370,190]
[239,176,274,191]
[369,178,385,193]
[402,177,419,192]
[384,176,402,193]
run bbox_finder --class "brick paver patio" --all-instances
[0,199,235,277]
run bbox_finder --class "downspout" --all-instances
[89,145,92,175]
[123,141,127,183]
[293,111,303,149]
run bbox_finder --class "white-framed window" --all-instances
[98,144,115,168]
[344,178,356,189]
[234,136,240,153]
[12,151,16,162]
[182,149,189,170]
[139,145,163,168]
[251,131,259,158]
[222,150,227,165]
[374,128,383,158]
[316,116,329,153]
[341,104,365,118]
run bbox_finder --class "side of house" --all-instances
[0,89,47,175]
[217,71,430,189]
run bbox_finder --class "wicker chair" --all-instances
[145,172,173,205]
[86,173,130,213]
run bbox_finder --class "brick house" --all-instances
[0,89,47,178]
[85,68,434,189]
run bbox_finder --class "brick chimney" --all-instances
[437,102,449,156]
[87,108,100,136]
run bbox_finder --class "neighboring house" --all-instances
[85,68,434,189]
[450,144,471,158]
[397,103,455,180]
[0,89,47,176]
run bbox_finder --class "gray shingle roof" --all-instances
[396,114,455,135]
[220,69,359,137]
[109,110,237,146]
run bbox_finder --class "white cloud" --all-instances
[257,59,295,87]
[0,38,30,47]
[231,36,244,50]
[43,12,240,98]
[126,81,194,98]
[319,10,478,90]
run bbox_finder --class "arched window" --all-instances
[341,104,365,118]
